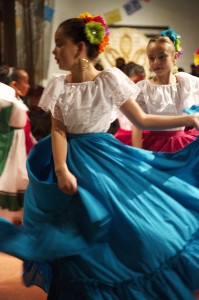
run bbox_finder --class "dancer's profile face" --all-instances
[52,27,79,71]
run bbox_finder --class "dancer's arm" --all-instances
[132,126,143,148]
[51,116,77,195]
[120,99,199,130]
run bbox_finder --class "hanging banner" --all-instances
[104,8,122,25]
[44,5,54,22]
[123,0,142,15]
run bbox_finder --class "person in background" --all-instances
[190,63,199,77]
[0,13,199,300]
[178,66,185,72]
[115,56,126,71]
[94,62,104,71]
[124,62,146,83]
[114,62,146,145]
[27,85,51,141]
[0,82,28,225]
[0,65,37,154]
[133,29,199,152]
[0,65,36,225]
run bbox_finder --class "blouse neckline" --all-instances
[64,68,113,86]
[147,74,180,87]
[146,80,180,88]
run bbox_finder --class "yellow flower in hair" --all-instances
[175,38,181,52]
[77,12,93,20]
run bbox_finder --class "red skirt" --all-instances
[115,128,199,152]
[142,128,198,152]
[114,128,132,146]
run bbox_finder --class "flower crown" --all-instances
[194,48,199,67]
[161,29,183,57]
[77,12,109,53]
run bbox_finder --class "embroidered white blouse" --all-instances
[136,72,199,131]
[39,67,140,134]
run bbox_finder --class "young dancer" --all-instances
[0,65,37,154]
[0,13,199,300]
[9,67,37,154]
[0,66,36,225]
[0,82,28,225]
[132,29,199,151]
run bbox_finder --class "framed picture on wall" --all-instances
[123,25,170,38]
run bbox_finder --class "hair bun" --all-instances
[76,12,109,53]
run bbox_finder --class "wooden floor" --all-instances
[0,253,47,300]
[1,253,199,300]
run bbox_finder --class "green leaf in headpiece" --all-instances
[85,22,105,45]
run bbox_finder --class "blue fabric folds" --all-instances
[0,133,199,299]
[183,105,199,114]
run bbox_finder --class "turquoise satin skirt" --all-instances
[0,132,199,299]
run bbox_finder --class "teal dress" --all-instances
[0,70,199,299]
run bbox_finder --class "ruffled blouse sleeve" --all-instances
[38,74,66,123]
[103,67,141,110]
[135,80,149,113]
[175,72,199,106]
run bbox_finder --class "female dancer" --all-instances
[0,13,199,300]
[0,66,36,225]
[132,29,199,151]
[0,65,37,154]
[0,82,28,224]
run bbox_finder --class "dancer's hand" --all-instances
[56,166,77,195]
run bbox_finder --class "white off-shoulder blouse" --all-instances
[39,67,140,134]
[136,72,199,131]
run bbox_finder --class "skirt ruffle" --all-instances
[0,133,199,299]
[141,128,199,152]
[114,128,199,152]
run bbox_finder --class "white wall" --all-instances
[45,0,199,83]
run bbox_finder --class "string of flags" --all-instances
[123,0,142,16]
[44,5,54,22]
[104,0,150,25]
[27,0,150,25]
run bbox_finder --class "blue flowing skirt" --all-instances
[0,132,199,300]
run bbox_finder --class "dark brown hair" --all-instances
[123,62,145,78]
[58,18,99,60]
[0,65,25,85]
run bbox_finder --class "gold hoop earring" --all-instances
[80,58,89,70]
[173,65,178,74]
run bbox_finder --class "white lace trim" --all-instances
[38,68,140,133]
[136,73,199,116]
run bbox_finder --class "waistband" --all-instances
[142,130,186,137]
[67,132,109,140]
